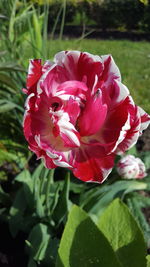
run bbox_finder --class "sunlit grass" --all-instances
[25,39,150,113]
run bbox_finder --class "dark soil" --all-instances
[0,223,28,267]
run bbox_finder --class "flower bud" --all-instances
[117,155,147,179]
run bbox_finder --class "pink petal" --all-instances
[77,52,103,89]
[96,96,130,153]
[78,90,107,136]
[64,97,80,125]
[56,80,88,100]
[41,66,59,97]
[54,51,104,89]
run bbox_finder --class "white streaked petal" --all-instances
[92,74,98,95]
[85,52,102,63]
[53,159,72,168]
[25,93,35,110]
[114,80,129,103]
[37,63,57,95]
[54,51,66,65]
[61,128,80,147]
[35,134,41,147]
[46,151,59,159]
[101,55,121,82]
[138,106,150,132]
[111,114,131,153]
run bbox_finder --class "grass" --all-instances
[24,39,150,113]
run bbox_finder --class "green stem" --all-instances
[59,0,66,40]
[46,169,55,217]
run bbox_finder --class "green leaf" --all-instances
[0,102,16,113]
[9,187,27,237]
[0,62,25,72]
[0,185,10,205]
[15,169,34,208]
[56,205,121,267]
[27,259,37,267]
[98,199,146,267]
[32,8,42,57]
[0,73,18,90]
[81,180,147,217]
[26,223,51,262]
[139,0,148,5]
[126,194,150,244]
[0,149,18,163]
[126,145,137,156]
[146,255,150,267]
[32,163,45,218]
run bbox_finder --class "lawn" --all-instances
[24,39,150,113]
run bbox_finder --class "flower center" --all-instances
[51,102,60,111]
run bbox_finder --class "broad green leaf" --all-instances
[56,205,122,267]
[15,169,31,184]
[42,238,59,267]
[26,223,51,262]
[98,199,146,267]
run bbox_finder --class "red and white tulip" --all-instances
[117,155,147,179]
[23,51,150,183]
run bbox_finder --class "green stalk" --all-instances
[59,0,66,40]
[50,5,63,41]
[8,0,17,42]
[46,169,55,217]
[42,1,49,60]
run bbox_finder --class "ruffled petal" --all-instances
[26,59,42,94]
[101,55,121,85]
[138,106,150,133]
[71,147,115,183]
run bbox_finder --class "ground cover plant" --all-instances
[0,1,150,266]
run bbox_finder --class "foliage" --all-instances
[1,147,150,266]
[31,0,150,32]
[57,200,147,267]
